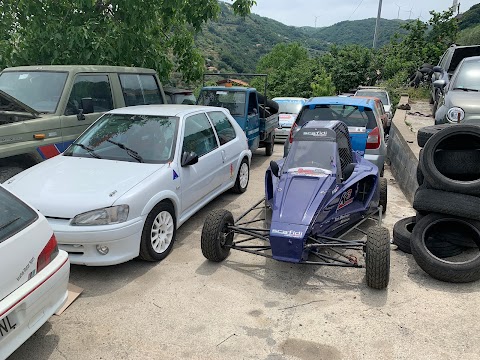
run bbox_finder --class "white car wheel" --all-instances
[151,211,174,253]
[139,202,176,262]
[239,162,249,189]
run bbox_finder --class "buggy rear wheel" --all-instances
[201,209,234,262]
[365,226,390,289]
[379,177,387,213]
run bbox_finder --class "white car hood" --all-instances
[5,156,164,218]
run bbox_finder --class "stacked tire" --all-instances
[393,124,480,283]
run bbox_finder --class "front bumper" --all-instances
[0,251,70,359]
[47,217,145,266]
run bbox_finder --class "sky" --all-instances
[250,0,479,28]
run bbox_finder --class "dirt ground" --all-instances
[9,143,480,360]
[405,100,435,136]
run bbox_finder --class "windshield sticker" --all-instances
[288,168,330,177]
[348,127,367,133]
[271,229,303,238]
[216,91,228,95]
[173,169,179,180]
[337,188,354,211]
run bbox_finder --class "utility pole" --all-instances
[315,16,319,28]
[372,0,383,49]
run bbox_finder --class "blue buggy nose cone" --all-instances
[269,222,308,262]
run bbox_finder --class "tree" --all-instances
[458,24,480,46]
[311,67,336,96]
[0,0,256,81]
[255,42,316,98]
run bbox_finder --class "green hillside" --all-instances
[301,18,406,47]
[195,2,407,73]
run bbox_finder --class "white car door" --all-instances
[178,112,223,213]
[206,110,242,183]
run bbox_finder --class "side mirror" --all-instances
[433,79,446,89]
[270,160,280,178]
[181,151,199,167]
[342,163,356,181]
[81,97,94,114]
[433,66,443,73]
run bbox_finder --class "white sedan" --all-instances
[0,185,70,359]
[5,105,251,266]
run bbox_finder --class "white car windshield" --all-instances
[453,60,480,91]
[64,114,179,163]
[0,71,68,113]
[276,100,303,114]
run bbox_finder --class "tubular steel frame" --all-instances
[224,198,384,268]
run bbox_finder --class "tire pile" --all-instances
[393,124,480,283]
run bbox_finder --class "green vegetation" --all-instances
[0,0,256,82]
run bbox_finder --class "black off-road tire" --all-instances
[421,125,480,195]
[379,177,387,213]
[139,202,176,262]
[265,133,274,156]
[417,124,452,148]
[201,209,234,262]
[393,216,416,254]
[411,213,480,283]
[365,226,390,289]
[0,166,24,183]
[415,211,426,223]
[232,157,249,194]
[434,149,480,177]
[413,188,480,221]
[425,238,464,258]
[416,164,424,186]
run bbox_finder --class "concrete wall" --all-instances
[387,95,421,204]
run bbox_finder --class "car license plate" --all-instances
[0,314,17,339]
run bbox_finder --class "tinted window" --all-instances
[208,111,236,145]
[119,74,163,106]
[297,104,377,129]
[0,71,67,113]
[183,113,218,157]
[355,91,389,105]
[64,114,178,163]
[65,74,113,115]
[0,187,38,244]
[197,90,246,116]
[453,60,480,91]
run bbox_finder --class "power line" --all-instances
[348,0,365,20]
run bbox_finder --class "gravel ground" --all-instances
[405,100,435,136]
[8,143,480,360]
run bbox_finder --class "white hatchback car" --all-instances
[0,185,69,359]
[5,105,251,266]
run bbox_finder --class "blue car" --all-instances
[283,97,387,175]
[201,120,390,289]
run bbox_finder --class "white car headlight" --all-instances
[72,205,129,226]
[447,107,465,123]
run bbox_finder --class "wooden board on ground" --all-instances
[55,283,83,316]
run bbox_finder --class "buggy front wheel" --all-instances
[365,226,390,289]
[201,209,234,262]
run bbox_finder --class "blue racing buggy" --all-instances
[201,120,390,289]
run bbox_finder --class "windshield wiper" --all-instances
[0,217,20,231]
[106,139,143,163]
[453,87,479,92]
[71,143,102,159]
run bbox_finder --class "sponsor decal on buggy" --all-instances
[332,185,340,194]
[288,167,329,177]
[334,214,350,224]
[337,188,354,211]
[303,131,328,137]
[271,229,303,238]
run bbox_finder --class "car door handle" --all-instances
[221,150,226,162]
